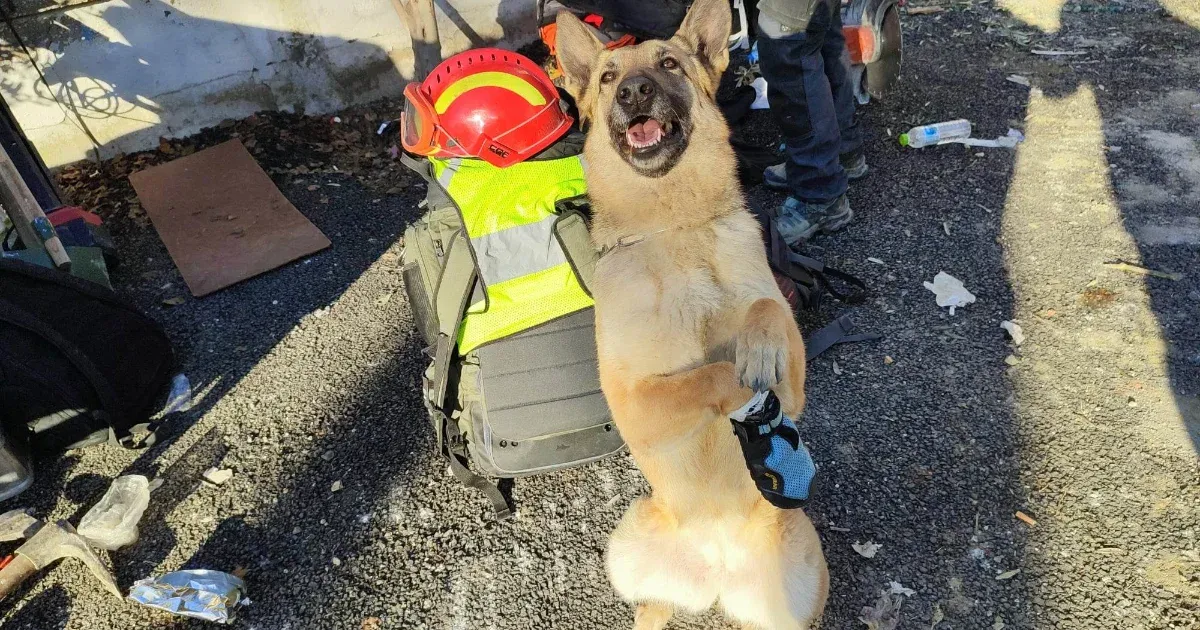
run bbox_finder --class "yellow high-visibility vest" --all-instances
[429,154,593,353]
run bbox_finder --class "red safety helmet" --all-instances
[401,48,572,168]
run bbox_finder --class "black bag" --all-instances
[0,259,174,452]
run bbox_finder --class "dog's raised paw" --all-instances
[735,330,789,393]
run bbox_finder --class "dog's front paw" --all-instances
[735,327,790,392]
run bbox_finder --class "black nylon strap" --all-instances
[447,445,513,519]
[434,412,512,519]
[805,314,883,360]
[763,219,868,305]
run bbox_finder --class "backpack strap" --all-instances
[429,230,475,409]
[428,239,514,519]
[425,214,515,518]
[399,152,433,182]
[805,313,883,360]
[434,410,513,519]
[765,222,868,305]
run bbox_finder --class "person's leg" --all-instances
[756,0,852,244]
[756,2,846,204]
[821,5,863,163]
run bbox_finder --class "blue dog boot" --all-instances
[729,391,817,508]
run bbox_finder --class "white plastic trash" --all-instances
[78,474,151,550]
[0,427,33,503]
[750,77,770,110]
[924,272,976,315]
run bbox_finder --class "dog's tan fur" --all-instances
[555,2,828,628]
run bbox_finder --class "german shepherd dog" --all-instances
[555,1,829,628]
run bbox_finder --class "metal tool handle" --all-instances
[0,554,39,601]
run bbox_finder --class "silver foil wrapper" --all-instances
[127,569,247,623]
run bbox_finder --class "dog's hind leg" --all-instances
[720,510,827,630]
[633,603,674,630]
[608,498,720,623]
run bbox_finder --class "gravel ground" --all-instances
[3,2,1199,629]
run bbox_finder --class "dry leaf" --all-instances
[888,581,916,597]
[308,185,320,191]
[362,618,382,630]
[853,541,882,558]
[833,361,844,375]
[162,296,186,306]
[930,603,944,629]
[995,569,1021,580]
[231,566,248,579]
[993,616,1006,630]
[884,356,894,365]
[908,6,945,14]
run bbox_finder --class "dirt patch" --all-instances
[1081,286,1119,309]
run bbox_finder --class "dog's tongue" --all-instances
[627,119,664,146]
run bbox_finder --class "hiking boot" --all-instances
[840,150,869,180]
[775,195,853,245]
[762,152,870,191]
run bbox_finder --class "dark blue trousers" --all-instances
[757,1,862,203]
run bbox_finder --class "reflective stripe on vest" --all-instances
[430,155,593,353]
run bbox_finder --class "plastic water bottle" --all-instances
[899,119,972,148]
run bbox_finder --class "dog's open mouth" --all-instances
[626,116,678,153]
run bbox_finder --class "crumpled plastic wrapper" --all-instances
[127,569,248,624]
[924,271,977,315]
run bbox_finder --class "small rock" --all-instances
[331,480,343,492]
[332,556,342,566]
[322,450,335,461]
[293,526,301,534]
[883,356,894,365]
[202,467,233,485]
[1004,355,1020,366]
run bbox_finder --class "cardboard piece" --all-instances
[130,140,330,297]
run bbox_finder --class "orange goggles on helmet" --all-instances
[400,82,461,160]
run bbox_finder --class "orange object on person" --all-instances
[843,24,877,65]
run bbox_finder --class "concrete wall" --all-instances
[0,0,536,167]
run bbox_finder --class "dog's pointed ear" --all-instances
[674,0,731,94]
[555,11,604,103]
